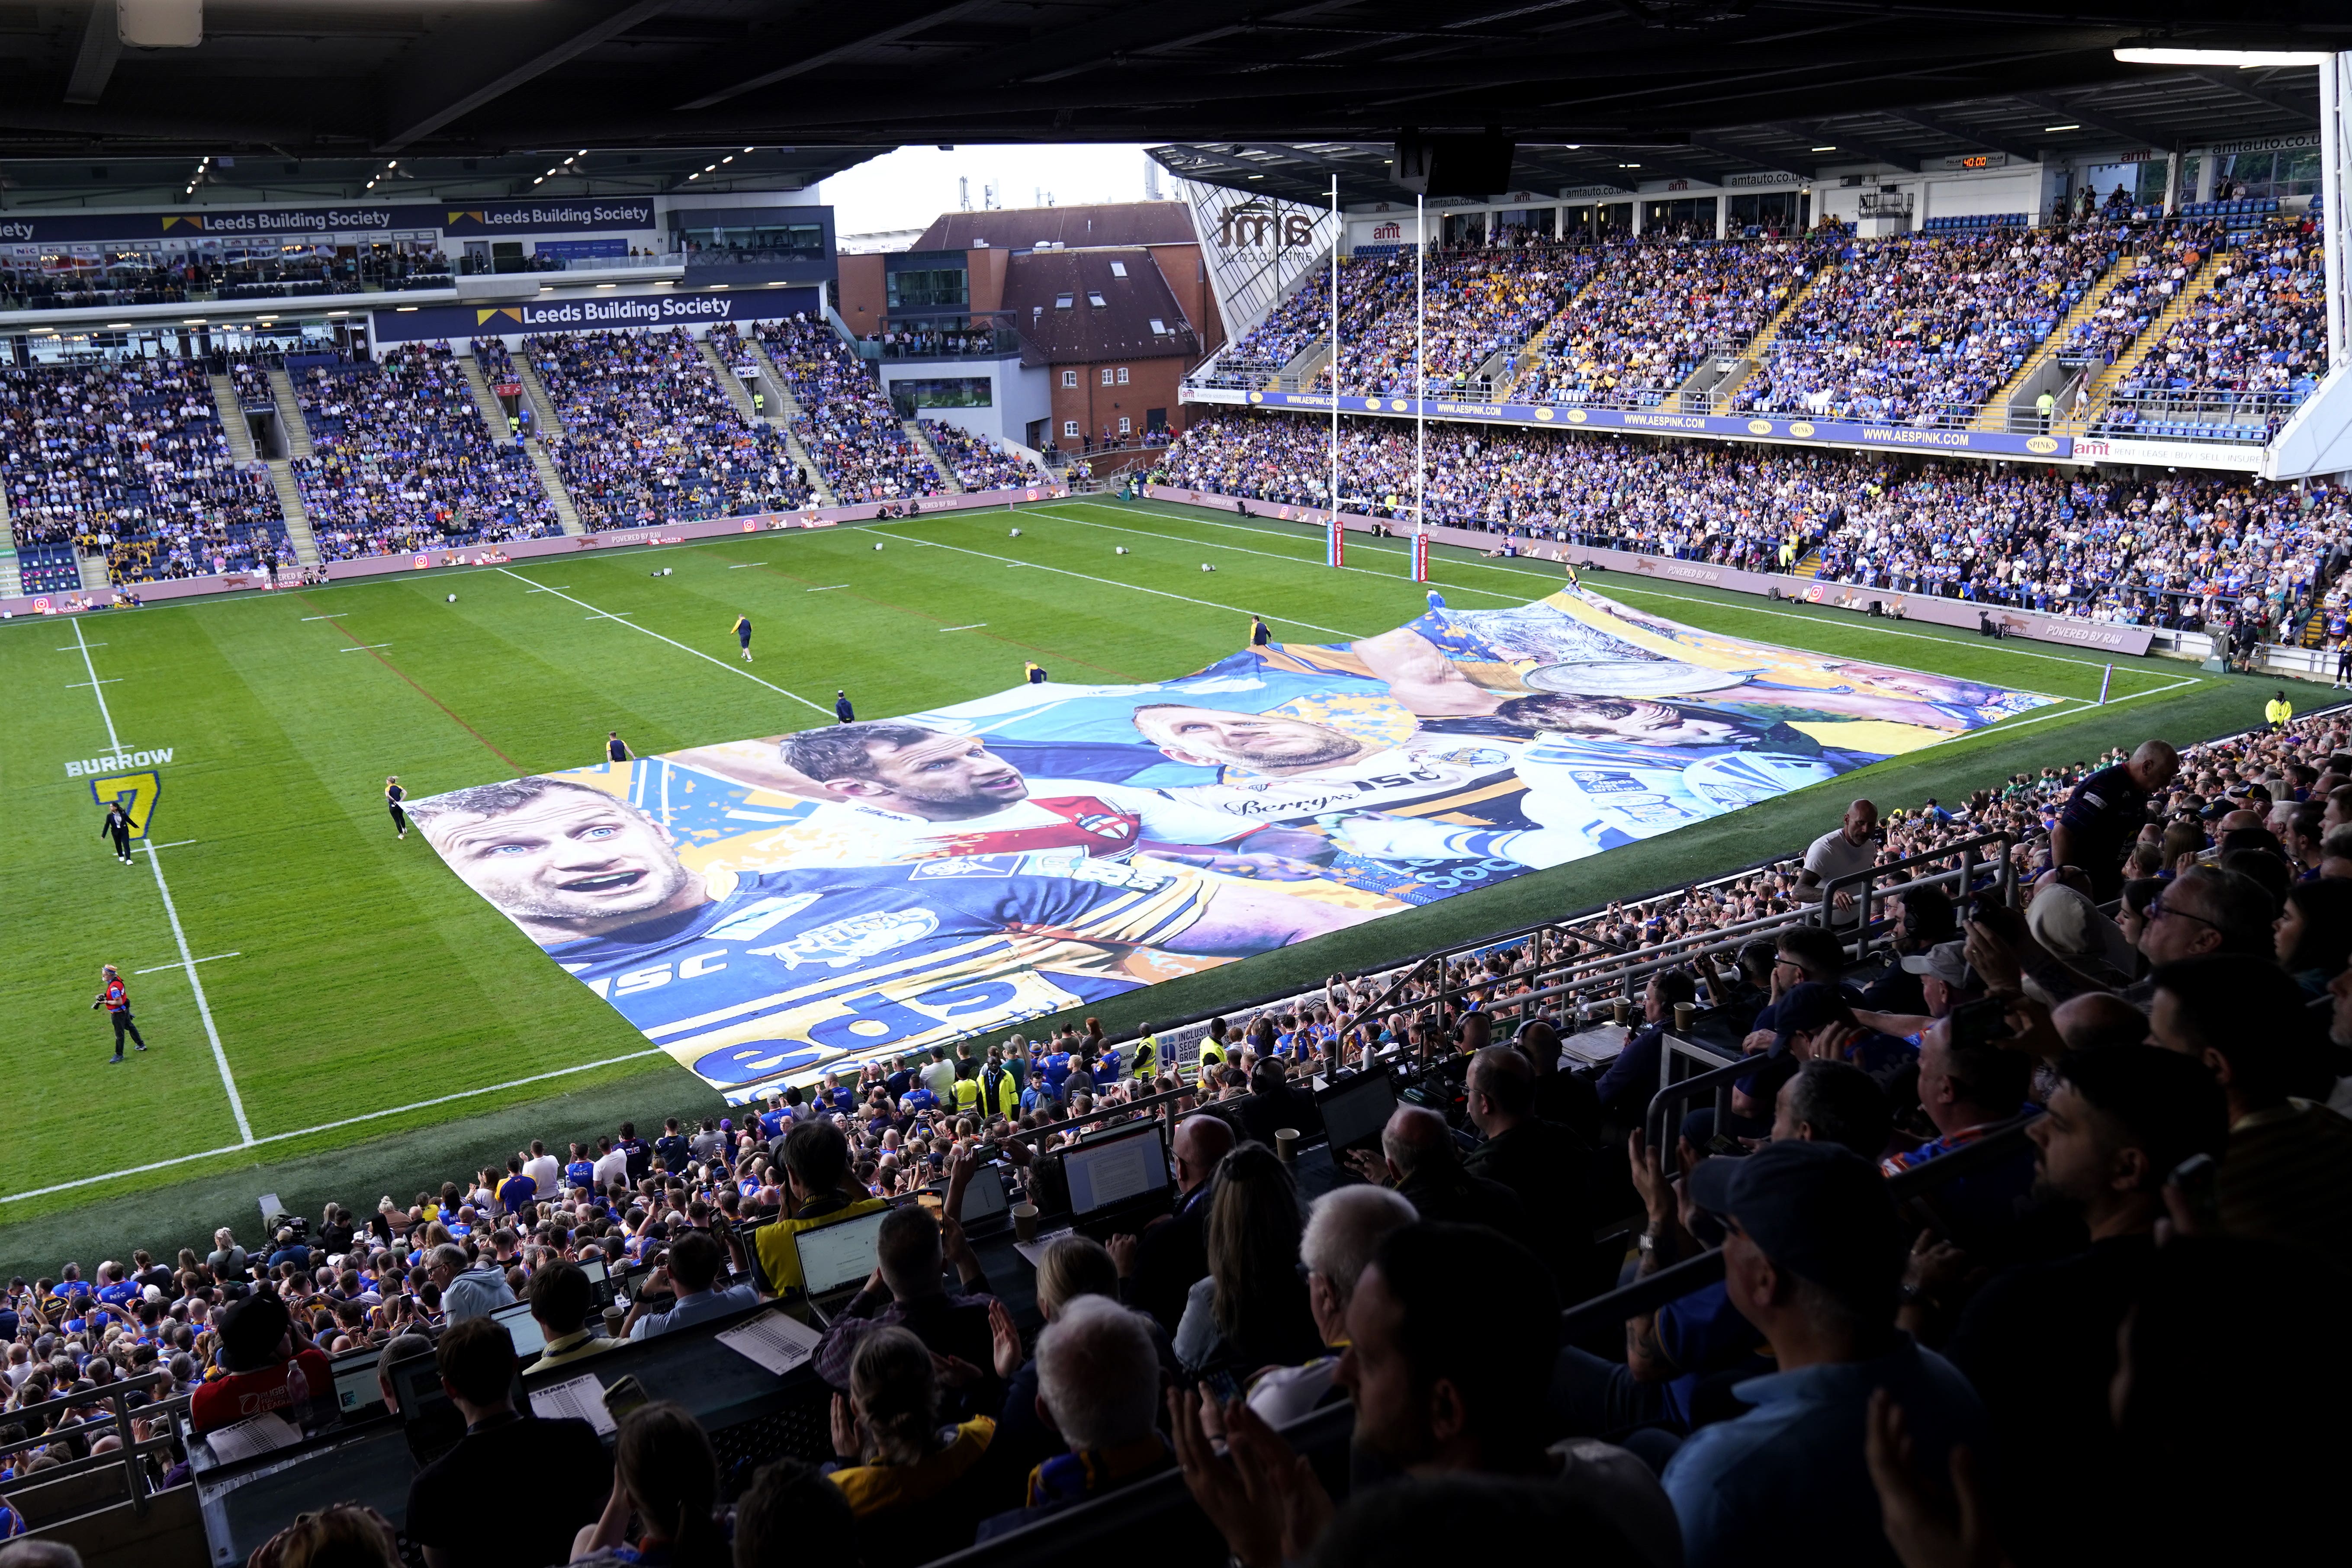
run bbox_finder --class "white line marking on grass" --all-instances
[339,643,393,651]
[71,619,254,1145]
[0,1048,668,1206]
[300,615,337,621]
[804,584,848,591]
[141,839,196,851]
[134,951,238,975]
[67,678,121,688]
[728,563,768,569]
[524,585,572,592]
[57,643,106,649]
[858,526,1366,639]
[497,567,832,715]
[585,612,633,620]
[941,623,987,631]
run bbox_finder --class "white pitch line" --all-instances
[941,623,987,631]
[141,839,196,851]
[134,951,239,976]
[524,585,572,592]
[67,620,253,1144]
[585,612,634,620]
[804,584,848,591]
[0,1047,668,1206]
[497,567,832,715]
[728,562,768,569]
[299,615,338,621]
[851,526,1366,639]
[67,678,121,688]
[57,643,106,650]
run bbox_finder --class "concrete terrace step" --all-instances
[265,461,321,567]
[459,353,585,534]
[904,420,964,493]
[742,337,838,505]
[77,548,111,592]
[0,484,17,596]
[209,374,257,461]
[266,367,314,457]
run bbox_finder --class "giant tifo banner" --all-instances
[408,586,2053,1098]
[1192,386,2072,462]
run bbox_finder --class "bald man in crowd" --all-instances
[1110,1114,1236,1334]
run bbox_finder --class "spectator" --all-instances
[528,1260,615,1369]
[1661,1140,1990,1568]
[1247,1183,1417,1425]
[2051,741,2181,898]
[429,1243,514,1322]
[1941,1048,2228,1565]
[1794,799,1881,925]
[1345,1105,1526,1237]
[1173,1142,1323,1377]
[244,1503,402,1568]
[732,1459,860,1568]
[403,1317,610,1568]
[824,1326,998,1567]
[1463,1045,1597,1290]
[813,1200,1001,1421]
[976,1295,1172,1540]
[188,1293,336,1436]
[751,1120,887,1298]
[625,1231,755,1341]
[1110,1114,1235,1334]
[567,1402,728,1568]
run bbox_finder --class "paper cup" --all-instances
[1012,1202,1039,1241]
[1275,1127,1299,1163]
[1674,1002,1696,1031]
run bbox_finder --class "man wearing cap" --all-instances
[1661,1141,1989,1568]
[1852,940,1971,1046]
[189,1294,337,1436]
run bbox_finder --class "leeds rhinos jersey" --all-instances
[714,778,1259,870]
[547,850,1228,1097]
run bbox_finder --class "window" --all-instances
[1054,293,1074,309]
[1118,416,1132,435]
[1086,291,1107,307]
[886,267,969,308]
[1062,419,1080,438]
[1100,368,1115,386]
[1148,318,1168,334]
[889,377,991,410]
[1061,369,1077,388]
[1109,260,1128,277]
[1115,366,1130,385]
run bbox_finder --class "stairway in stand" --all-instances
[459,354,584,535]
[266,368,315,456]
[2056,246,2232,437]
[1706,262,1841,409]
[209,374,257,460]
[904,421,964,493]
[267,464,322,567]
[742,337,839,505]
[1967,247,2140,431]
[0,485,17,597]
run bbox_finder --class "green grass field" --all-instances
[0,495,2323,1270]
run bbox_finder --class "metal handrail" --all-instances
[0,1369,186,1517]
[1812,830,2015,961]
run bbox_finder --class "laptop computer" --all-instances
[329,1351,389,1424]
[1060,1118,1174,1239]
[491,1298,549,1368]
[789,1204,893,1326]
[575,1254,615,1309]
[1316,1067,1398,1158]
[934,1162,1013,1239]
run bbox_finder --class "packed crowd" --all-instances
[1519,237,1821,409]
[291,345,562,562]
[870,326,1006,358]
[917,421,1037,492]
[0,356,291,585]
[5,697,2343,1568]
[2111,222,2326,400]
[756,317,945,504]
[1318,249,1600,397]
[527,328,811,530]
[1155,411,2351,629]
[1217,255,1394,378]
[1733,225,2112,425]
[2056,219,2222,365]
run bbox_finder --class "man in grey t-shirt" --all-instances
[1796,799,1880,926]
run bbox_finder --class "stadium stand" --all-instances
[526,327,813,530]
[289,344,565,562]
[1319,247,1601,398]
[0,357,292,586]
[920,420,1041,492]
[1156,411,2350,631]
[8,704,2346,1568]
[755,316,948,503]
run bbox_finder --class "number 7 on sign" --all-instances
[90,770,162,842]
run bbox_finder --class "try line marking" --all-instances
[495,567,832,716]
[71,619,254,1146]
[0,1048,666,1206]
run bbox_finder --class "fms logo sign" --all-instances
[1219,202,1314,250]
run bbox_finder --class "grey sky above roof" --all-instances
[1000,246,1197,364]
[913,202,1198,252]
[0,3,2332,171]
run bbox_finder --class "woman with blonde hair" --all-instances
[823,1327,996,1566]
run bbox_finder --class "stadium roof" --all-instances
[0,3,2333,175]
[913,202,1198,253]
